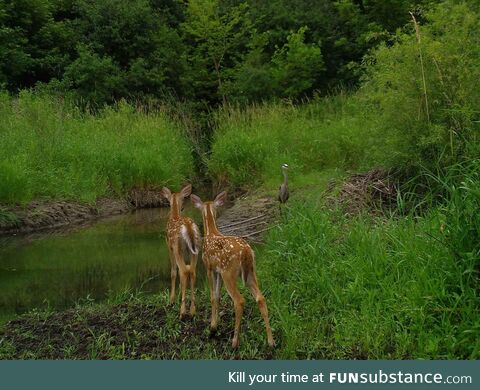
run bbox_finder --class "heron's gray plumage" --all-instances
[278,164,289,204]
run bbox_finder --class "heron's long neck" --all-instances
[283,170,289,185]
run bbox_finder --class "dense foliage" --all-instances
[208,0,480,188]
[1,0,432,106]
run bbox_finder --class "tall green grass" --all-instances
[0,92,194,204]
[207,95,384,191]
[259,192,479,359]
[360,0,480,171]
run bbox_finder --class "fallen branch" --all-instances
[218,214,267,229]
[240,225,278,238]
[221,220,269,233]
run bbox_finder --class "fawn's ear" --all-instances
[180,184,192,198]
[161,187,172,201]
[214,191,227,207]
[190,194,203,209]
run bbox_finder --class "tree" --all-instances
[60,45,124,105]
[182,0,252,105]
[0,0,75,90]
[57,0,189,104]
[271,27,324,99]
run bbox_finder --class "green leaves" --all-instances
[0,0,435,105]
[181,0,253,105]
[271,27,324,98]
[62,45,125,105]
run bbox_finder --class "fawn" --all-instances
[191,191,274,348]
[161,184,201,318]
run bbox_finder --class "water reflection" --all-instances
[0,206,203,323]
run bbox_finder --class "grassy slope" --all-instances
[207,95,384,193]
[0,92,194,205]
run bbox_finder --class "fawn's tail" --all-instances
[180,222,200,255]
[241,247,256,285]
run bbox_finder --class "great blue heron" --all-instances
[278,163,289,206]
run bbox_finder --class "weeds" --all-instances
[0,92,194,204]
[260,197,479,359]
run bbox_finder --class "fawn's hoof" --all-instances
[209,326,218,337]
[179,309,187,320]
[189,306,196,316]
[231,338,239,349]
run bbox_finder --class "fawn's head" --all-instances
[161,184,192,217]
[191,191,227,234]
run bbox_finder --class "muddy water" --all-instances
[0,207,203,323]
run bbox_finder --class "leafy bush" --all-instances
[271,27,324,99]
[361,0,480,170]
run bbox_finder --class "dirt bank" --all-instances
[0,188,168,236]
[0,293,277,359]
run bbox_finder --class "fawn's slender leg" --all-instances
[245,271,275,347]
[214,271,222,303]
[223,272,245,348]
[174,245,188,318]
[210,271,222,325]
[168,245,177,305]
[179,270,187,318]
[207,269,219,331]
[189,254,198,316]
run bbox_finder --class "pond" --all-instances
[0,206,204,324]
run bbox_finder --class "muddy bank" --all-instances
[0,188,168,235]
[0,293,277,359]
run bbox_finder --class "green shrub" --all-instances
[361,0,480,170]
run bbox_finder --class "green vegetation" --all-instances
[207,96,380,191]
[260,186,479,358]
[206,1,480,359]
[0,92,193,204]
[0,0,479,360]
[1,0,432,106]
[208,1,480,191]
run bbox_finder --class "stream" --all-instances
[0,206,204,324]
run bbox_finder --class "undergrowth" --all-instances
[0,91,194,204]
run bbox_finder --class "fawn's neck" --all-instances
[169,196,181,220]
[203,204,221,236]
